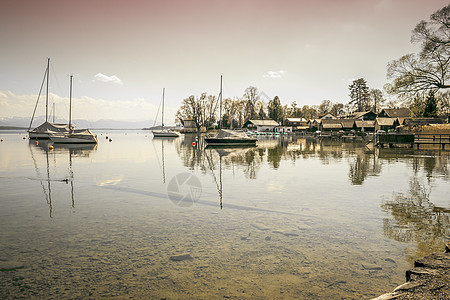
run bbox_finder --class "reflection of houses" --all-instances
[374,118,399,132]
[320,119,342,132]
[378,108,411,118]
[244,119,279,132]
[354,120,375,132]
[275,126,292,133]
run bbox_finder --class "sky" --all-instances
[0,0,448,124]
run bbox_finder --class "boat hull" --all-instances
[28,131,53,139]
[152,130,180,138]
[50,133,98,144]
[204,138,257,146]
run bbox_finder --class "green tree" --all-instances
[175,93,218,130]
[370,88,385,113]
[349,78,370,111]
[301,105,317,120]
[386,4,449,97]
[289,101,302,117]
[330,102,344,117]
[423,92,438,117]
[318,100,333,114]
[243,86,260,121]
[267,96,283,122]
[410,95,425,118]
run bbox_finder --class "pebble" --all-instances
[169,254,193,262]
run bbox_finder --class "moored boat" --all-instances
[152,88,180,138]
[28,58,71,139]
[204,76,257,147]
[48,75,98,144]
[205,129,257,146]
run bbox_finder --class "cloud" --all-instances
[94,73,123,85]
[263,70,286,79]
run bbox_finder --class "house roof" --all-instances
[341,119,355,128]
[286,117,307,122]
[354,120,375,128]
[375,118,396,126]
[322,123,343,129]
[248,119,279,126]
[380,108,411,118]
[321,119,342,125]
[319,113,337,119]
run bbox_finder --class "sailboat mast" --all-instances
[53,103,55,123]
[69,75,73,131]
[45,58,50,122]
[219,75,222,130]
[161,88,165,129]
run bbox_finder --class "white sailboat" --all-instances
[152,88,180,138]
[50,75,98,144]
[28,58,71,139]
[205,76,257,147]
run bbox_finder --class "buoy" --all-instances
[192,142,196,147]
[0,139,3,142]
[35,141,39,145]
[49,145,54,150]
[109,139,112,142]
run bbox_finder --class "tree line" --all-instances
[176,4,449,129]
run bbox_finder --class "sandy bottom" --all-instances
[0,196,409,299]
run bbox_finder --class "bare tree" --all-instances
[386,4,450,97]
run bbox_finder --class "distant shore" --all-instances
[0,126,27,131]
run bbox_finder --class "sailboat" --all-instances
[28,58,71,139]
[49,75,98,144]
[205,76,257,147]
[152,88,180,138]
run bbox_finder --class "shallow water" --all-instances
[0,131,449,299]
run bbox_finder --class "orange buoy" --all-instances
[35,141,39,145]
[49,145,54,150]
[192,142,196,147]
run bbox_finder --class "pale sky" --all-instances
[0,0,448,123]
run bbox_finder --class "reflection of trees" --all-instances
[348,149,382,185]
[381,176,450,265]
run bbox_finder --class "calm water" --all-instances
[0,131,449,299]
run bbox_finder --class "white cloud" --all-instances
[94,73,123,85]
[263,70,286,79]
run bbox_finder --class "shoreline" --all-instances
[373,243,450,299]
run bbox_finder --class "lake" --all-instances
[0,131,449,299]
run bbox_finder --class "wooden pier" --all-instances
[375,133,450,150]
[414,134,450,150]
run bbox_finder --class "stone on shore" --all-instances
[373,251,450,300]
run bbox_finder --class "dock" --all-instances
[414,134,450,150]
[375,133,450,150]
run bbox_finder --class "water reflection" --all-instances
[174,135,449,259]
[381,176,450,264]
[28,140,97,217]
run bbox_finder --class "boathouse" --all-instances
[374,118,400,132]
[378,108,411,118]
[354,120,375,132]
[244,119,279,132]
